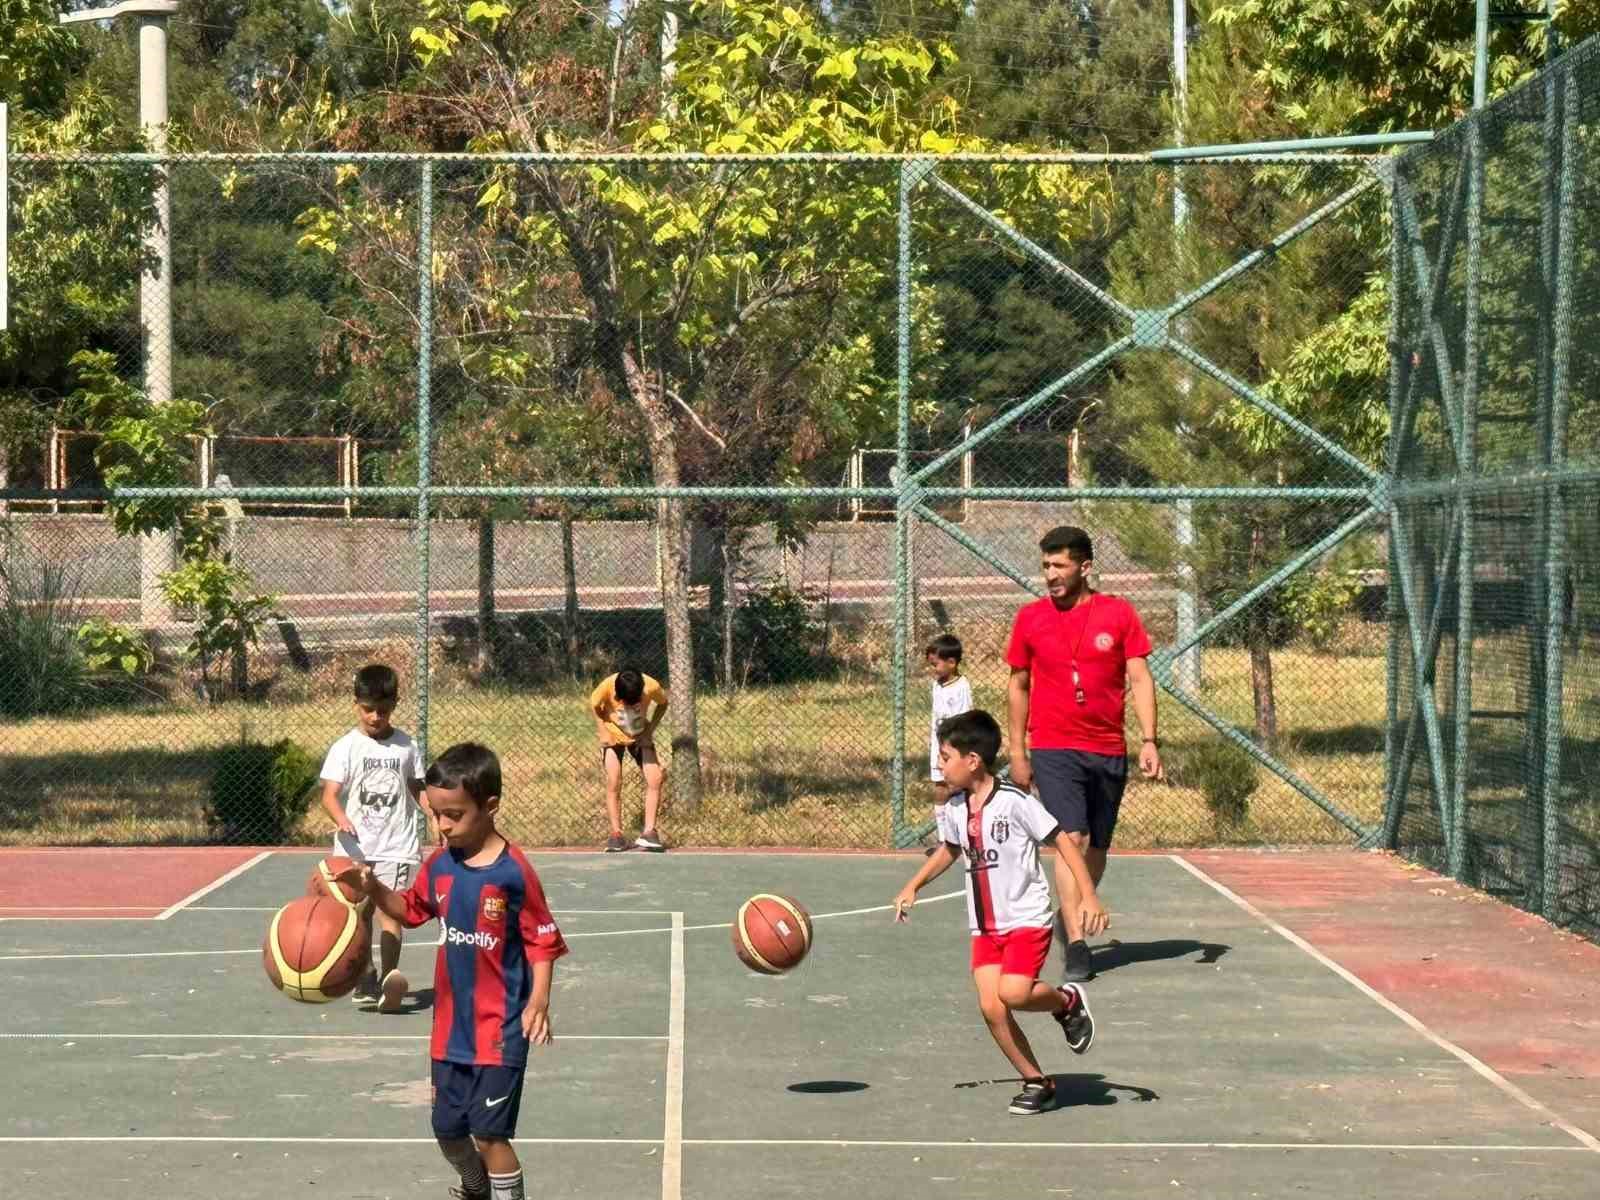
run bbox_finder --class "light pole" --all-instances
[1171,0,1201,692]
[60,1,179,625]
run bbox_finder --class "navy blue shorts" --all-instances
[1031,749,1128,850]
[431,1060,526,1141]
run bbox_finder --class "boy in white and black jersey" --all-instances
[894,709,1108,1116]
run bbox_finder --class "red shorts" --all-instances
[969,925,1053,978]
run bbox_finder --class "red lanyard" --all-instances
[1063,594,1095,706]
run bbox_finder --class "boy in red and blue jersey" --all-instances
[349,742,567,1200]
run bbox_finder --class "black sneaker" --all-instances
[1062,938,1096,982]
[448,1186,489,1200]
[1008,1077,1056,1115]
[603,834,629,852]
[349,969,379,1005]
[1055,983,1095,1054]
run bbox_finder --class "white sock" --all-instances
[489,1170,525,1200]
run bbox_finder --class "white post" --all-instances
[61,4,181,626]
[1172,0,1201,692]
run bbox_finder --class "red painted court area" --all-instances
[0,847,267,918]
[1186,849,1600,1137]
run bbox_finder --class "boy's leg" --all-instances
[601,747,627,851]
[972,963,1046,1082]
[925,781,950,855]
[473,1139,524,1199]
[371,862,412,1012]
[637,745,666,849]
[433,1062,489,1198]
[469,1064,527,1199]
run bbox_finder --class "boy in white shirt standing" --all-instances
[926,634,973,849]
[319,663,431,1012]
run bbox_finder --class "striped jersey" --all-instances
[397,842,568,1067]
[937,782,1062,934]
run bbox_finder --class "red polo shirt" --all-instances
[1005,593,1152,757]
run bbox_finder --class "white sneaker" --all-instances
[378,969,408,1013]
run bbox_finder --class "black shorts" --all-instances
[431,1060,526,1140]
[602,742,644,767]
[1031,748,1128,850]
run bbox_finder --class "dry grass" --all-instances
[2,643,1395,848]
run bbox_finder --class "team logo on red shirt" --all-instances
[1094,632,1114,652]
[481,895,506,922]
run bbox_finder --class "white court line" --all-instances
[1169,854,1600,1155]
[0,1033,663,1041]
[0,1136,1584,1152]
[0,906,162,911]
[155,851,273,920]
[0,890,966,961]
[662,912,685,1200]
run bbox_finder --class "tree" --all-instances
[1094,15,1386,749]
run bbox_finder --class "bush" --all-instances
[733,583,829,684]
[0,525,91,718]
[208,737,321,844]
[1181,737,1260,838]
[76,618,154,678]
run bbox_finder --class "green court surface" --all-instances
[2,851,1596,1198]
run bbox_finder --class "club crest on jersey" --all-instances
[1094,632,1114,652]
[481,895,506,922]
[989,816,1011,845]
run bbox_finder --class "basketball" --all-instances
[262,894,371,1003]
[307,855,368,908]
[731,894,813,974]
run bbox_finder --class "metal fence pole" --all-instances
[415,161,435,765]
[1383,171,1406,841]
[1540,61,1577,918]
[890,161,915,848]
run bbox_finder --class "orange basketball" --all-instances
[307,856,367,908]
[731,894,813,974]
[263,894,371,1003]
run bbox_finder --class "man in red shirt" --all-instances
[1006,525,1163,983]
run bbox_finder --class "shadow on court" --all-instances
[953,1074,1159,1108]
[1091,937,1230,973]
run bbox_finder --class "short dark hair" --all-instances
[1039,525,1093,563]
[614,668,645,704]
[937,709,1002,770]
[425,742,502,804]
[353,664,400,705]
[925,633,963,663]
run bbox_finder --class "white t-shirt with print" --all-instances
[322,728,427,864]
[929,676,974,779]
[936,782,1062,934]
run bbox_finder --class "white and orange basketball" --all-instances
[306,855,370,911]
[731,894,813,974]
[262,894,371,1003]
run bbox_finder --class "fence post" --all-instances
[1540,61,1577,919]
[415,161,435,765]
[1383,169,1405,846]
[890,160,918,848]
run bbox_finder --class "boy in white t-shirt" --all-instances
[893,709,1108,1116]
[925,633,973,851]
[319,663,431,1012]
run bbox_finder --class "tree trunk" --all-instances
[476,516,496,676]
[560,510,581,674]
[720,535,739,691]
[231,636,249,699]
[1248,521,1279,750]
[629,369,703,810]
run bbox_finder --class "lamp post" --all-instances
[60,2,180,625]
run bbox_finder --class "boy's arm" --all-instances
[643,682,669,740]
[521,957,554,1046]
[319,779,355,836]
[893,843,959,921]
[345,864,434,927]
[1047,830,1109,937]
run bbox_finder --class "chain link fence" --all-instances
[1387,36,1600,939]
[2,143,1396,852]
